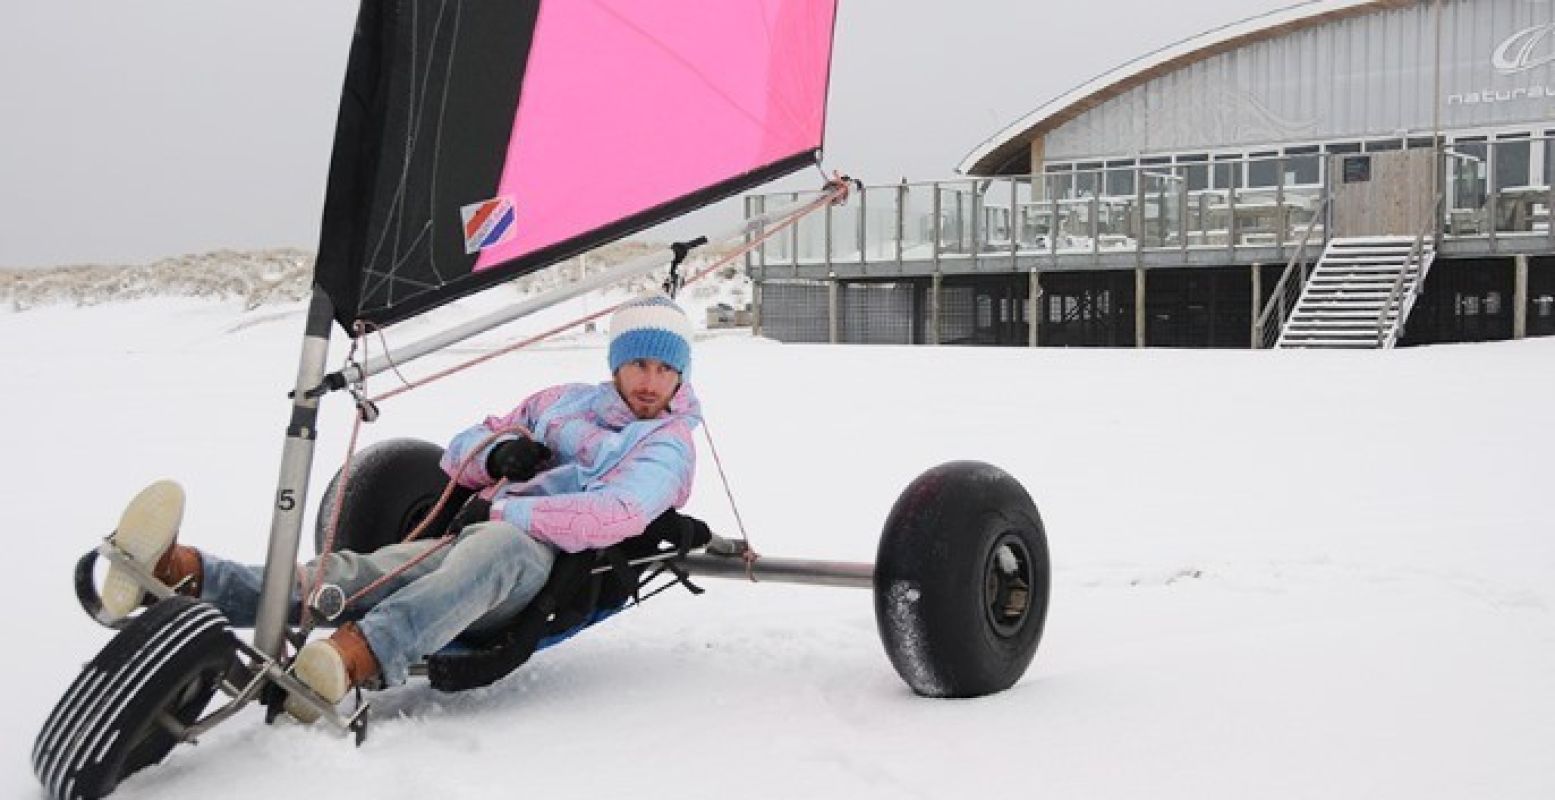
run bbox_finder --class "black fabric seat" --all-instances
[424,509,710,692]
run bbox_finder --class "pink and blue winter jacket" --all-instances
[438,381,701,553]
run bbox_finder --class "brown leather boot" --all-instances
[153,545,203,597]
[286,622,382,723]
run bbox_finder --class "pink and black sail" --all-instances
[313,0,838,329]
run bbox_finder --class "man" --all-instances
[98,293,701,720]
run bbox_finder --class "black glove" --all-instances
[682,516,713,550]
[486,437,552,483]
[643,509,713,553]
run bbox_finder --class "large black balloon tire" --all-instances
[873,461,1050,698]
[314,438,453,555]
[32,596,236,800]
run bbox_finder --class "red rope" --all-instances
[334,426,530,610]
[301,325,370,630]
[306,382,534,622]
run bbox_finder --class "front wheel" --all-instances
[873,461,1050,698]
[33,596,237,799]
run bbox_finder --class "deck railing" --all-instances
[1377,193,1444,348]
[747,141,1555,273]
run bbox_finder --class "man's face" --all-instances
[614,357,681,419]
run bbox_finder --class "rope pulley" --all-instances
[345,322,380,423]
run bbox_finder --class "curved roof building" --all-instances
[745,0,1555,350]
[960,0,1555,176]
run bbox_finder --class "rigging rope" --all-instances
[698,417,760,580]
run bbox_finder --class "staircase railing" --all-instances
[1254,194,1330,349]
[1375,193,1443,348]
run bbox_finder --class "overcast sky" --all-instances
[0,0,1301,268]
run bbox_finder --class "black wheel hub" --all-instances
[983,532,1034,638]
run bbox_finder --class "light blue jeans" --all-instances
[197,521,557,686]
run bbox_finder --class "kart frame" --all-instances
[72,193,873,742]
[75,514,874,745]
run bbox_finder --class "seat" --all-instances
[422,509,711,692]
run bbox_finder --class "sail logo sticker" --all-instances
[460,196,516,254]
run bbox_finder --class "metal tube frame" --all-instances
[679,553,873,589]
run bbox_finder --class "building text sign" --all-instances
[1449,22,1555,107]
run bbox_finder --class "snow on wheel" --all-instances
[873,461,1050,698]
[33,596,236,800]
[314,437,452,555]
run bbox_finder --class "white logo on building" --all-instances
[1448,21,1555,106]
[1492,22,1555,75]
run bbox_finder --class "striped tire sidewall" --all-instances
[33,597,231,800]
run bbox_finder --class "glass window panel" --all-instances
[1286,154,1320,185]
[1213,157,1243,189]
[1494,139,1531,189]
[1181,164,1208,191]
[1546,134,1555,185]
[1075,162,1103,197]
[1105,160,1135,196]
[1450,141,1488,209]
[1177,155,1208,192]
[1046,172,1074,200]
[1248,153,1279,187]
[1074,171,1098,197]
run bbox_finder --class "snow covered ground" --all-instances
[2,281,1553,799]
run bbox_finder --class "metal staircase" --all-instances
[1275,235,1436,349]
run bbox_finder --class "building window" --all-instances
[1139,156,1172,193]
[1248,151,1279,188]
[1326,142,1361,154]
[1449,139,1488,209]
[1105,160,1136,197]
[1213,155,1243,190]
[1544,131,1555,185]
[1075,162,1104,197]
[1177,154,1209,192]
[1284,146,1321,185]
[1044,163,1073,201]
[1365,139,1402,152]
[1494,135,1531,190]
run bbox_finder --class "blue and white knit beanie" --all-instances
[608,293,694,377]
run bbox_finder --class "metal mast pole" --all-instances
[253,289,335,659]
